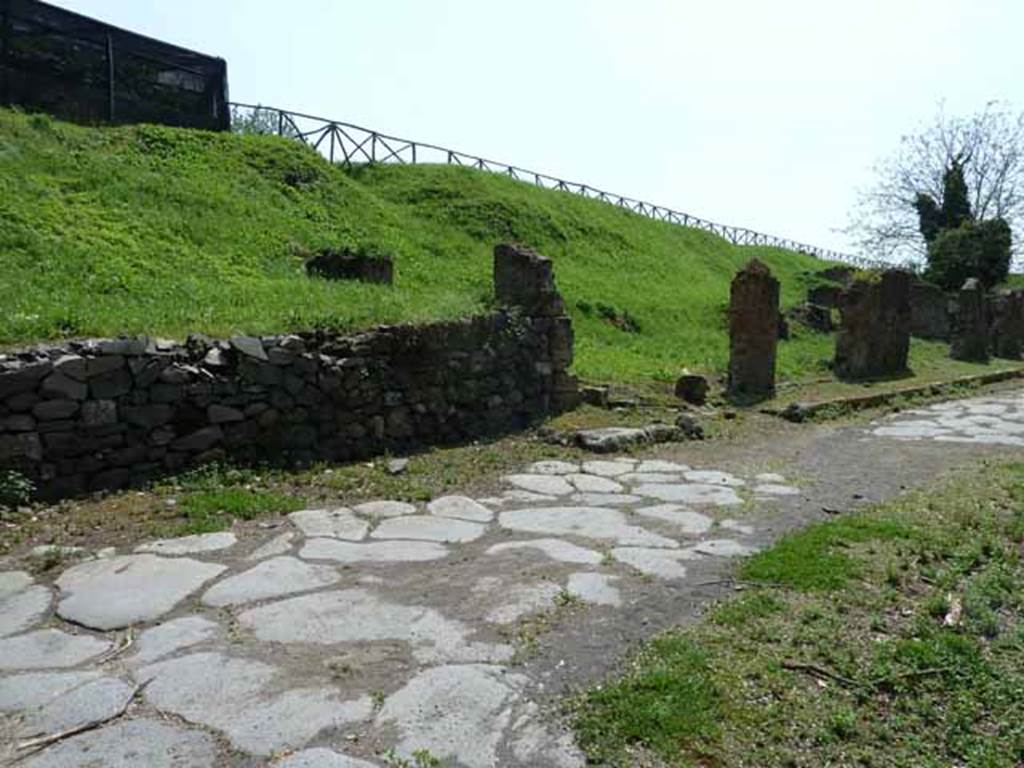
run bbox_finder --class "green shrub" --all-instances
[0,470,34,509]
[925,218,1012,290]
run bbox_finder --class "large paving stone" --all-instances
[55,554,226,630]
[581,460,634,477]
[694,539,757,557]
[135,532,237,556]
[611,547,697,579]
[636,460,691,473]
[236,589,512,664]
[20,718,218,768]
[14,676,134,738]
[568,492,641,507]
[247,531,295,560]
[427,495,494,523]
[481,580,562,623]
[300,538,449,564]
[375,664,523,768]
[0,671,102,711]
[289,509,368,540]
[634,483,743,506]
[567,572,621,607]
[504,474,574,496]
[0,570,34,598]
[634,504,714,535]
[275,749,381,767]
[351,500,416,519]
[566,473,624,494]
[0,629,111,671]
[370,515,487,543]
[683,470,745,487]
[140,652,372,757]
[499,507,678,548]
[0,582,51,637]
[202,557,340,607]
[486,538,602,565]
[132,616,220,664]
[527,460,579,475]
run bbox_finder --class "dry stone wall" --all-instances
[0,245,577,499]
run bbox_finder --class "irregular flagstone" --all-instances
[139,652,373,757]
[135,532,237,556]
[0,570,34,598]
[619,472,683,485]
[611,547,697,579]
[237,589,513,664]
[508,701,586,768]
[634,483,743,506]
[581,460,634,477]
[566,473,624,494]
[720,519,756,535]
[370,515,486,543]
[634,504,714,535]
[683,470,746,486]
[0,670,102,711]
[132,616,220,664]
[754,483,800,497]
[504,474,575,496]
[351,500,417,519]
[247,531,296,560]
[20,718,219,768]
[0,629,112,671]
[15,676,135,738]
[289,509,368,540]
[375,664,523,768]
[499,507,679,548]
[55,554,227,630]
[567,572,621,606]
[568,492,641,507]
[482,581,562,624]
[694,538,757,557]
[0,583,51,638]
[299,538,449,564]
[202,557,340,608]
[755,472,787,483]
[527,460,579,475]
[873,425,950,439]
[427,495,494,522]
[275,749,381,767]
[485,538,603,565]
[636,460,691,473]
[502,490,558,504]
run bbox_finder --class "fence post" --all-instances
[105,32,115,122]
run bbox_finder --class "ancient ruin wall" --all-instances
[0,245,577,499]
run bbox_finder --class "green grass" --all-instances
[572,461,1024,767]
[0,107,835,384]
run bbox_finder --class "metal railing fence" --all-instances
[229,102,896,270]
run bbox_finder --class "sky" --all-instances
[53,0,1023,257]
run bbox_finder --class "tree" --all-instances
[926,218,1012,290]
[230,104,297,138]
[847,102,1024,266]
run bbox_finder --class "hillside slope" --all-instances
[0,108,834,383]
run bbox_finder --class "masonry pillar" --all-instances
[950,278,989,362]
[990,289,1024,360]
[728,259,779,400]
[833,270,911,380]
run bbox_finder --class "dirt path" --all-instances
[1,390,1022,768]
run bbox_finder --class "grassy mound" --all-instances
[0,107,932,384]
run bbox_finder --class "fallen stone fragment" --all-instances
[56,554,226,630]
[202,557,341,607]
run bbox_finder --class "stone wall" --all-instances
[909,278,952,341]
[833,270,912,380]
[0,245,578,499]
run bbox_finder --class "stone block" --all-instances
[950,278,989,362]
[834,270,911,380]
[728,259,779,399]
[33,399,80,421]
[990,289,1024,360]
[40,373,88,401]
[493,243,565,316]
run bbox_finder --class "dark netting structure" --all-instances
[0,0,229,130]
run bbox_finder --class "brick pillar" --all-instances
[990,289,1024,360]
[728,259,779,400]
[950,278,989,362]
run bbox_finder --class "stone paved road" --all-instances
[2,389,1023,767]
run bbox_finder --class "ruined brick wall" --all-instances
[833,270,912,380]
[728,259,780,400]
[0,245,577,499]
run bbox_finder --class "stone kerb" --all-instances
[950,278,989,363]
[0,244,578,500]
[728,259,780,400]
[833,270,911,380]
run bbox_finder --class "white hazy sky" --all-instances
[53,0,1022,256]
